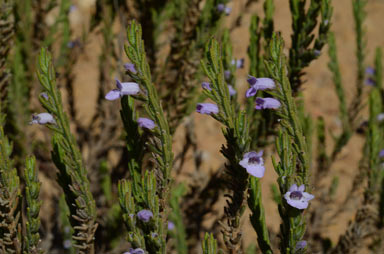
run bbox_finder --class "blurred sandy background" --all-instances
[41,0,384,250]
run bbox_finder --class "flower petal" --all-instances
[120,82,140,95]
[289,184,298,192]
[246,87,257,98]
[298,184,305,192]
[196,103,219,114]
[105,89,121,100]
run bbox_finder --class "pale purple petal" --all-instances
[365,77,376,86]
[379,149,384,158]
[255,97,281,110]
[202,82,212,91]
[246,87,257,98]
[224,7,231,15]
[239,151,265,178]
[124,63,137,74]
[168,221,175,230]
[105,89,121,100]
[116,79,123,90]
[228,85,236,96]
[247,76,275,90]
[289,184,298,192]
[302,192,315,201]
[137,117,156,129]
[314,49,321,56]
[224,70,231,80]
[125,248,145,254]
[296,241,307,250]
[366,67,375,75]
[217,4,225,12]
[377,113,384,122]
[30,113,56,125]
[137,210,153,222]
[298,184,305,192]
[196,103,219,115]
[236,58,244,69]
[120,82,140,95]
[40,92,49,100]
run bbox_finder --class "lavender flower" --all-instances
[196,103,219,115]
[168,221,175,230]
[377,113,384,122]
[239,151,265,178]
[137,117,156,129]
[30,113,56,125]
[379,149,384,158]
[105,79,140,100]
[365,67,375,75]
[124,63,137,74]
[295,240,307,250]
[314,49,321,57]
[255,97,281,110]
[137,209,153,222]
[284,184,314,209]
[228,85,236,96]
[224,70,231,80]
[365,77,376,86]
[69,5,77,13]
[124,248,145,254]
[231,58,244,69]
[40,92,49,100]
[201,82,212,91]
[217,4,231,15]
[246,77,275,97]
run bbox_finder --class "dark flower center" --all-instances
[196,105,202,110]
[255,98,265,105]
[289,191,303,200]
[248,156,260,164]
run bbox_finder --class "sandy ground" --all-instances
[40,0,384,251]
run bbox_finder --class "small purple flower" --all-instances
[40,92,49,100]
[124,248,145,254]
[124,63,137,74]
[168,221,175,230]
[217,4,231,15]
[379,149,384,158]
[30,113,56,125]
[105,79,140,100]
[295,240,307,251]
[224,70,231,80]
[246,77,276,97]
[201,82,212,91]
[231,58,244,69]
[366,67,375,75]
[365,77,376,86]
[284,184,314,209]
[63,239,72,249]
[137,209,153,222]
[377,113,384,122]
[67,41,76,49]
[228,85,236,96]
[239,151,265,178]
[196,103,219,115]
[137,118,156,130]
[314,49,321,57]
[324,19,329,26]
[255,97,281,110]
[69,5,77,13]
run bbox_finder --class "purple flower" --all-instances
[168,221,175,230]
[255,97,281,110]
[67,41,76,49]
[231,58,244,69]
[217,4,231,15]
[196,103,219,115]
[365,77,376,86]
[69,5,77,13]
[137,118,156,129]
[324,19,329,26]
[377,113,384,122]
[228,85,236,96]
[30,113,56,125]
[366,67,375,75]
[124,248,145,254]
[137,209,153,222]
[239,151,265,178]
[314,49,321,57]
[40,92,49,100]
[224,70,231,80]
[124,63,137,74]
[63,239,72,249]
[201,82,212,91]
[379,149,384,158]
[284,184,314,209]
[105,79,140,100]
[246,77,275,97]
[295,241,307,250]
